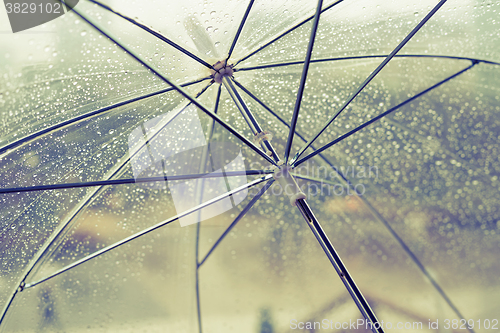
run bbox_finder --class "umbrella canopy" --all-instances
[1,0,499,332]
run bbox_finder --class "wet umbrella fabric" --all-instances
[0,0,500,332]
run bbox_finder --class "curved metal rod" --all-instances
[0,76,210,157]
[230,81,474,332]
[0,170,271,194]
[284,0,323,163]
[292,62,477,167]
[23,174,273,290]
[233,0,345,67]
[227,0,255,61]
[198,179,274,267]
[295,198,384,333]
[235,54,500,72]
[222,77,281,163]
[294,174,474,333]
[292,0,448,164]
[66,2,277,166]
[88,0,213,69]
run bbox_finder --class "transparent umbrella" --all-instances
[1,0,499,332]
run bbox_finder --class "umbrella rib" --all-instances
[87,0,213,69]
[229,80,474,330]
[226,0,255,61]
[295,198,384,333]
[293,62,477,167]
[292,0,448,164]
[294,175,474,333]
[0,76,210,156]
[222,77,281,162]
[198,179,274,267]
[67,3,277,166]
[284,0,323,163]
[0,171,271,194]
[233,0,344,67]
[23,175,273,290]
[235,54,500,72]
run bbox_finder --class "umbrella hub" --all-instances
[272,164,306,206]
[211,60,234,84]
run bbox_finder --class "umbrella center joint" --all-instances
[272,164,306,206]
[211,60,234,84]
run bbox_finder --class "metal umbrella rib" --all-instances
[234,54,500,72]
[23,174,273,290]
[222,77,281,162]
[88,0,214,69]
[284,0,323,163]
[226,0,254,61]
[0,170,271,194]
[292,0,449,164]
[233,0,345,67]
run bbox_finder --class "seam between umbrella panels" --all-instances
[0,80,215,325]
[22,175,273,290]
[231,73,476,333]
[61,0,277,167]
[234,54,500,72]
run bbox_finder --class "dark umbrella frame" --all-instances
[1,0,499,332]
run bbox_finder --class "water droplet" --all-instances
[210,11,216,16]
[214,41,220,47]
[44,46,50,52]
[80,30,87,36]
[206,26,213,32]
